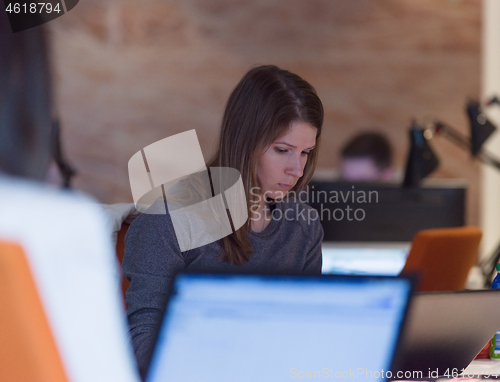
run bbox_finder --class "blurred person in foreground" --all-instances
[0,17,53,180]
[339,131,394,182]
[0,14,141,382]
[0,15,74,187]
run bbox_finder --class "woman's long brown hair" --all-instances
[206,65,324,265]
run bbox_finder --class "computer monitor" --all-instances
[146,273,412,382]
[307,181,466,242]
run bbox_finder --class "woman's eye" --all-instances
[275,148,287,154]
[302,151,311,156]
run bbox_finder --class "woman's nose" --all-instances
[286,155,304,178]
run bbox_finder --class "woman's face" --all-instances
[255,121,317,200]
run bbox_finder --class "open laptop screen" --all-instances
[147,274,412,382]
[322,242,410,276]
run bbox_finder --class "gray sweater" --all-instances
[122,199,323,378]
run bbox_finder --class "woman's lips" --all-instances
[278,183,293,190]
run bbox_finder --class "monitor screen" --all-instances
[147,274,412,382]
[322,242,410,276]
[307,181,466,242]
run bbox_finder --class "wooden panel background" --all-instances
[48,0,482,224]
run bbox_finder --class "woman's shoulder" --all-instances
[124,198,184,263]
[128,198,174,236]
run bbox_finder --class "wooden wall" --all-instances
[48,0,482,224]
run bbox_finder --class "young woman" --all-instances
[122,65,324,378]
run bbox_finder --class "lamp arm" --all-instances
[477,151,500,170]
[433,121,500,171]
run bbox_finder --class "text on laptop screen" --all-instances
[147,274,412,382]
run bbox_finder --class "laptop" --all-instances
[146,274,413,382]
[322,242,410,276]
[391,289,500,379]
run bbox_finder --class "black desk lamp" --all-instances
[402,121,440,188]
[402,98,500,286]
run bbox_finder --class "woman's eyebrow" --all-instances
[275,141,316,150]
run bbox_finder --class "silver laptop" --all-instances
[391,289,500,379]
[146,274,413,382]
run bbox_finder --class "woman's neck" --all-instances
[250,197,271,233]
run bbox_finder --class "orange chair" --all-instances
[116,222,131,300]
[0,241,69,382]
[400,226,482,292]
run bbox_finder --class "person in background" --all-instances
[339,131,394,182]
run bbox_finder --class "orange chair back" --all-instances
[401,226,482,292]
[0,241,69,382]
[116,223,130,300]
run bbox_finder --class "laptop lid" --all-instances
[391,289,500,379]
[147,274,413,382]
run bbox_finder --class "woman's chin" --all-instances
[264,190,288,201]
